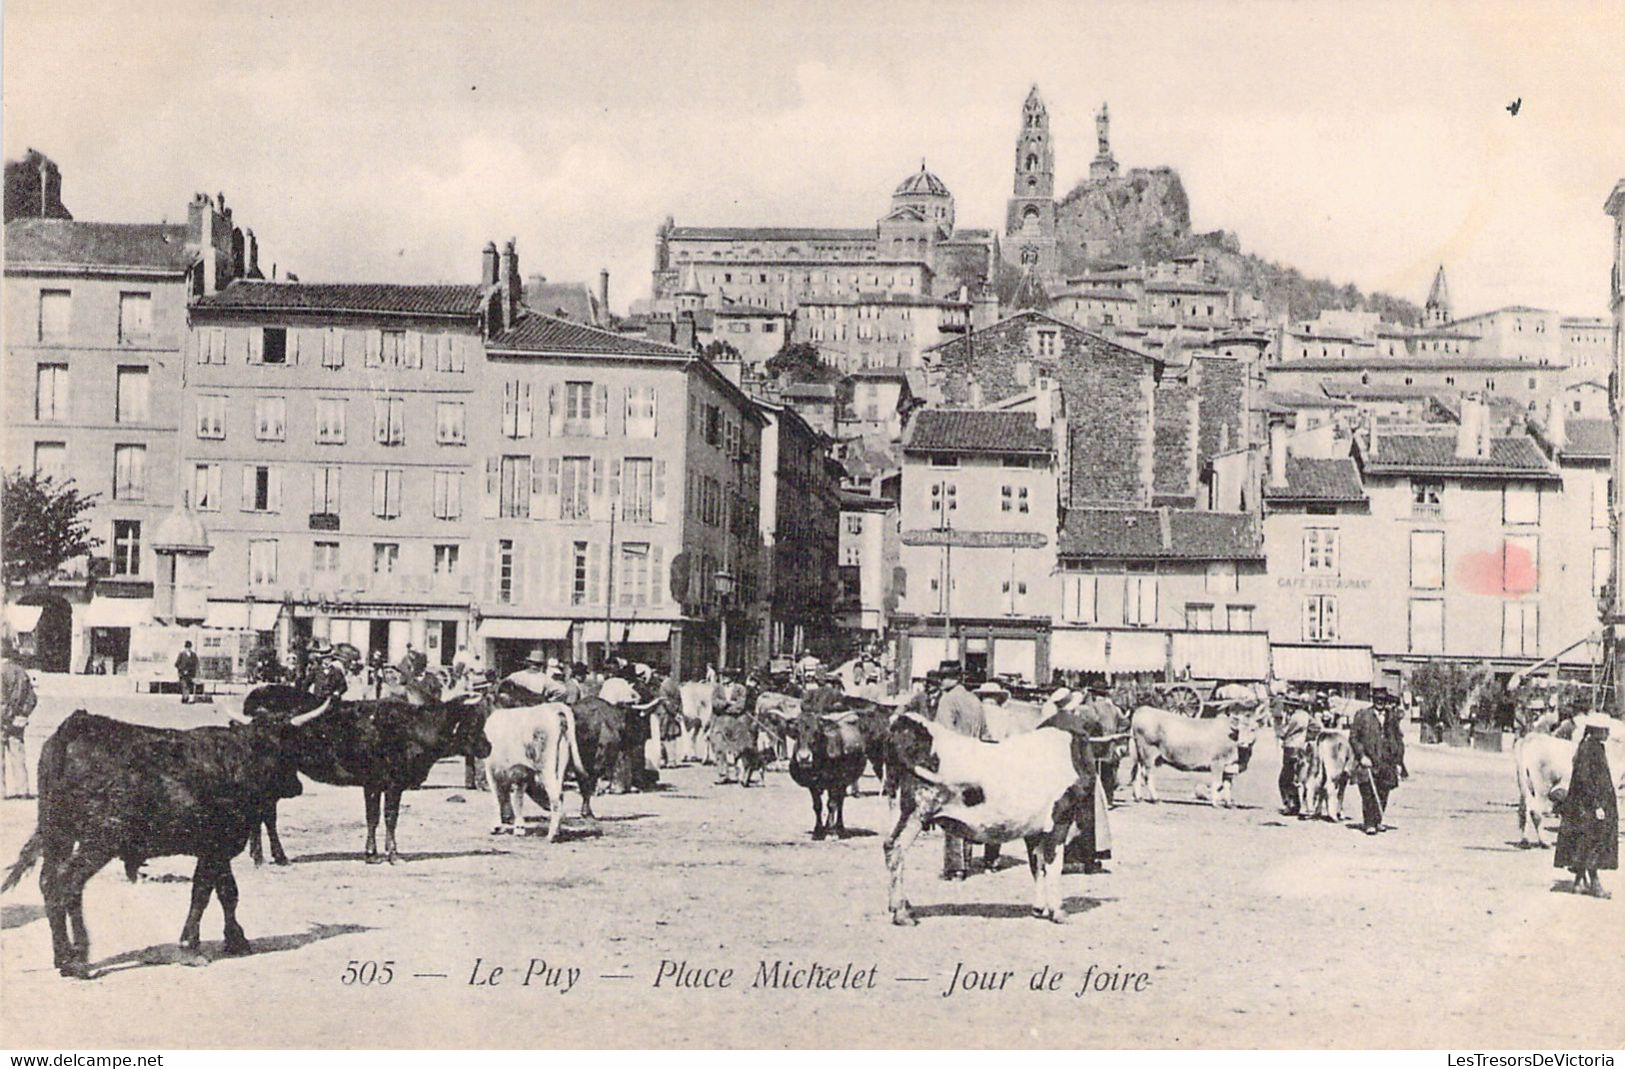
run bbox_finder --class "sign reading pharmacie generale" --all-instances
[1276,576,1371,590]
[900,530,1049,548]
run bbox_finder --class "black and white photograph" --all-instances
[1,0,1622,1053]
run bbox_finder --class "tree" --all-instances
[702,340,741,362]
[2,470,101,585]
[766,341,841,385]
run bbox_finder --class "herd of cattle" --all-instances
[2,672,1619,977]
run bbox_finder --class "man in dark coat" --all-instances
[174,641,200,703]
[1349,703,1398,835]
[1554,721,1617,898]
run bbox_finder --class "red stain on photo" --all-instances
[1457,542,1536,596]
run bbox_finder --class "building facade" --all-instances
[755,398,839,662]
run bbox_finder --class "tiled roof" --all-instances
[904,409,1052,456]
[6,219,195,272]
[1264,457,1367,503]
[195,280,483,316]
[1275,357,1563,371]
[1322,384,1440,401]
[781,382,838,400]
[488,311,687,357]
[1561,419,1611,460]
[1059,508,1263,561]
[714,301,790,317]
[848,366,912,381]
[1359,432,1560,480]
[669,226,874,242]
[1144,280,1230,295]
[525,281,598,324]
[1267,389,1356,410]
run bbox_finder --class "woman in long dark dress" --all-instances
[1554,722,1618,898]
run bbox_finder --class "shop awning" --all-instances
[622,622,671,644]
[83,598,153,628]
[1109,630,1168,674]
[480,617,572,641]
[1271,644,1374,685]
[4,604,43,634]
[1051,629,1108,672]
[249,604,281,631]
[1171,632,1271,681]
[205,602,249,629]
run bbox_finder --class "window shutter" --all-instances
[558,540,573,604]
[365,329,383,368]
[649,387,658,437]
[1324,597,1338,640]
[268,468,282,513]
[481,541,496,601]
[247,329,264,364]
[406,332,422,369]
[451,334,466,372]
[588,542,602,604]
[502,382,517,438]
[241,465,254,511]
[623,387,633,434]
[512,541,527,604]
[652,460,668,523]
[544,457,561,519]
[609,459,622,505]
[589,458,604,519]
[593,384,609,436]
[1327,533,1340,575]
[548,383,562,436]
[651,545,664,605]
[519,382,534,438]
[372,470,387,517]
[481,457,500,519]
[1302,597,1316,641]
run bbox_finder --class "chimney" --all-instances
[1032,376,1053,429]
[245,229,261,279]
[598,269,610,321]
[1456,394,1488,459]
[675,311,697,351]
[481,242,499,288]
[198,194,219,295]
[1268,418,1290,488]
[1547,393,1567,452]
[230,227,245,281]
[500,239,520,331]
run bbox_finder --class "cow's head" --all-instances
[441,692,494,759]
[785,714,820,770]
[1229,709,1267,772]
[249,697,337,799]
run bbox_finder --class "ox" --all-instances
[1514,731,1625,847]
[785,710,868,839]
[2,701,332,978]
[483,703,585,840]
[1297,729,1353,821]
[883,713,1098,925]
[1130,706,1265,807]
[241,687,491,865]
[677,681,718,764]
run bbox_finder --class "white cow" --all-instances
[483,703,583,842]
[1131,705,1266,807]
[1513,730,1625,847]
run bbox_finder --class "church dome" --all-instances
[894,163,950,198]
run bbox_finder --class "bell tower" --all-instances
[1005,85,1058,283]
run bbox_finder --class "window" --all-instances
[1035,331,1057,358]
[1187,603,1215,631]
[312,466,341,514]
[1409,599,1444,653]
[320,328,344,369]
[498,539,515,603]
[1501,603,1538,656]
[313,541,339,573]
[113,445,146,500]
[32,442,66,482]
[35,364,68,421]
[1304,595,1339,641]
[243,464,281,512]
[112,520,142,577]
[1593,546,1611,600]
[1124,570,1159,626]
[846,515,864,535]
[380,330,405,369]
[436,402,466,444]
[571,541,590,605]
[373,397,405,445]
[433,333,465,373]
[254,396,286,441]
[196,395,226,439]
[198,328,227,365]
[1062,573,1098,623]
[929,454,959,468]
[559,456,590,519]
[564,381,594,434]
[1411,479,1443,519]
[625,386,657,438]
[315,398,346,444]
[372,543,399,575]
[1409,530,1444,589]
[39,290,70,340]
[433,544,460,576]
[1226,605,1254,631]
[502,381,534,438]
[432,471,462,520]
[1205,561,1238,595]
[1502,484,1540,525]
[1303,528,1339,574]
[929,481,958,516]
[622,458,654,523]
[372,469,403,519]
[1503,534,1538,594]
[618,543,651,607]
[191,463,222,512]
[500,456,532,519]
[260,327,287,365]
[248,539,278,586]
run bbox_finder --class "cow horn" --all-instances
[911,764,945,785]
[223,707,252,725]
[288,697,334,726]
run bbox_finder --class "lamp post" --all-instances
[715,570,736,671]
[938,478,957,668]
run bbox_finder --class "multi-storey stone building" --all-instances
[755,397,840,662]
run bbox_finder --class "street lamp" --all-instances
[715,570,736,671]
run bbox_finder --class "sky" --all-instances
[5,0,1622,318]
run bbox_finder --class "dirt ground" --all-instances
[1,677,1620,1049]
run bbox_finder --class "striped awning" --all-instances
[623,622,671,644]
[1051,629,1108,671]
[1271,644,1374,685]
[1171,632,1271,681]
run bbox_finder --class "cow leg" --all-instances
[546,734,568,843]
[810,788,827,840]
[364,788,382,862]
[830,784,848,836]
[883,797,928,926]
[1331,777,1347,822]
[40,849,76,974]
[578,773,598,821]
[383,789,403,863]
[264,805,290,866]
[48,845,109,977]
[215,859,252,956]
[488,765,514,833]
[1024,836,1045,915]
[250,816,265,866]
[178,856,217,952]
[1134,751,1157,803]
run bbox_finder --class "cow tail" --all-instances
[559,703,586,780]
[2,834,42,894]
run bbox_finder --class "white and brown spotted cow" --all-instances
[482,703,583,842]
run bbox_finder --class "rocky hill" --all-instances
[1050,167,1422,326]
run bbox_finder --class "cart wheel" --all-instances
[1166,685,1202,718]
